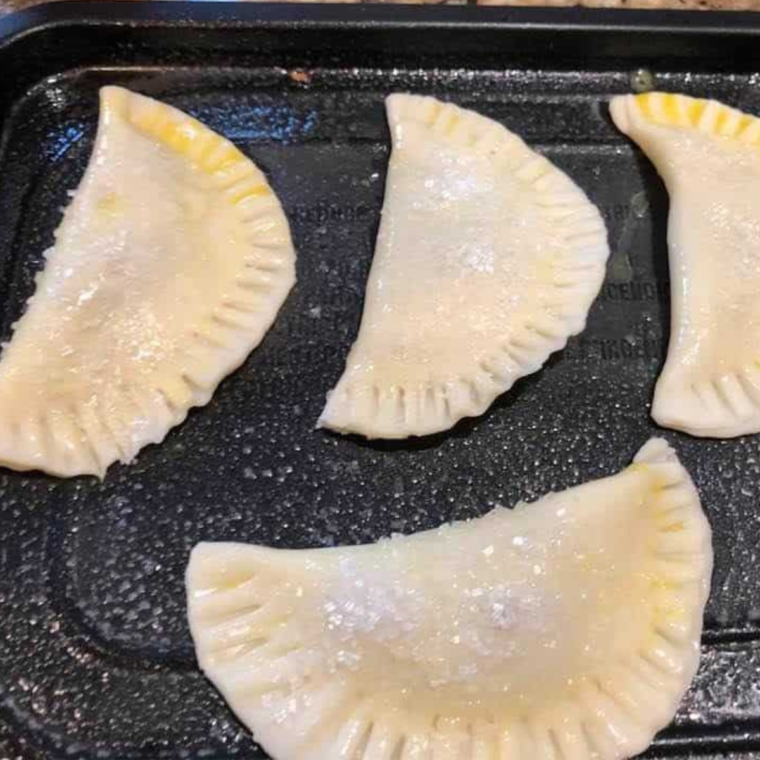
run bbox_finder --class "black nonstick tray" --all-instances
[1,2,760,758]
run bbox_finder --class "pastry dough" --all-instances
[0,86,295,477]
[187,438,712,760]
[319,94,609,439]
[611,92,760,437]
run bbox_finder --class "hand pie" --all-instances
[612,92,760,437]
[187,438,712,760]
[319,94,609,439]
[0,86,295,477]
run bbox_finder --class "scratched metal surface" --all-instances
[1,5,760,759]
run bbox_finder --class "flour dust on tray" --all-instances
[0,86,295,477]
[319,94,609,439]
[186,438,712,760]
[612,92,760,438]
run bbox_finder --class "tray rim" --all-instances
[3,0,760,49]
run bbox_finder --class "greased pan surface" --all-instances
[0,3,760,757]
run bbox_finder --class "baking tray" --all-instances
[1,2,760,758]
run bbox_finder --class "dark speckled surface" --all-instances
[2,4,760,759]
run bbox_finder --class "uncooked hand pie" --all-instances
[187,438,712,760]
[612,92,760,438]
[319,94,609,439]
[0,86,295,477]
